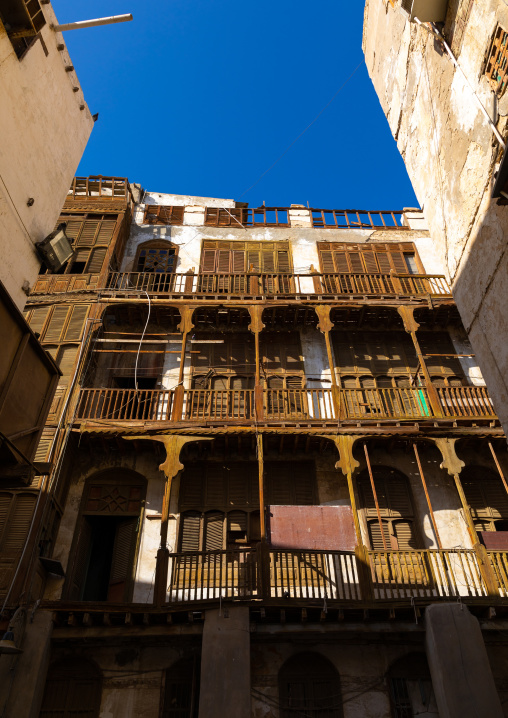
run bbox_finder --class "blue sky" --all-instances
[52,0,418,210]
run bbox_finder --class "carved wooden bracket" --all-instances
[319,435,363,476]
[124,434,212,479]
[315,305,334,334]
[433,437,465,476]
[248,305,265,334]
[177,306,195,335]
[397,305,420,334]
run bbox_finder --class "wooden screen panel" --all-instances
[0,492,37,597]
[317,242,422,274]
[180,512,201,552]
[463,470,508,532]
[44,214,119,275]
[199,240,292,273]
[107,518,138,601]
[332,331,418,382]
[265,461,317,506]
[179,462,259,511]
[143,205,184,225]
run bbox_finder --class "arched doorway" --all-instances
[278,652,343,717]
[388,653,438,717]
[40,657,102,718]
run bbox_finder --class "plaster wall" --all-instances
[362,0,508,434]
[0,3,93,309]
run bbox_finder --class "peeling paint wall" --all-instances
[362,0,508,435]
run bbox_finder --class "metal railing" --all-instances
[75,385,496,423]
[105,271,452,298]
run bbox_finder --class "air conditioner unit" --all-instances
[36,223,73,272]
[401,0,448,22]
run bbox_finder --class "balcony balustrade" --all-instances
[164,546,502,606]
[75,385,496,424]
[104,271,451,300]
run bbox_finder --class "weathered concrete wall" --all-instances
[362,0,508,435]
[0,3,93,308]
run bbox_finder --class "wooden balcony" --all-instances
[75,385,496,425]
[164,546,505,606]
[104,271,452,301]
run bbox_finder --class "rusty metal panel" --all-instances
[480,531,508,549]
[267,505,356,551]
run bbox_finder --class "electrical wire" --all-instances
[238,60,364,199]
[134,290,151,392]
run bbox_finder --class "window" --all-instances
[66,471,145,601]
[357,467,420,550]
[40,658,102,718]
[462,467,508,533]
[388,653,438,718]
[0,492,37,599]
[278,653,344,718]
[0,0,45,59]
[162,657,200,718]
[135,241,178,273]
[143,205,184,225]
[317,242,422,275]
[178,461,316,551]
[199,240,291,274]
[485,25,508,96]
[39,214,119,275]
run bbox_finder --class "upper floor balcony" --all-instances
[75,383,496,427]
[99,270,452,303]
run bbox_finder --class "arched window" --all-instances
[357,467,420,550]
[40,658,102,718]
[462,466,508,532]
[388,653,438,718]
[278,652,343,717]
[161,656,200,718]
[66,470,146,601]
[135,240,178,273]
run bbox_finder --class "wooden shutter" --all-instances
[75,220,99,247]
[293,464,315,504]
[180,466,204,508]
[96,219,117,244]
[368,520,391,550]
[2,494,36,554]
[204,511,224,550]
[27,306,50,335]
[0,493,13,546]
[232,249,246,272]
[63,305,89,341]
[228,511,247,532]
[205,465,226,507]
[44,306,70,342]
[393,520,414,550]
[63,218,85,242]
[87,247,107,274]
[180,512,201,552]
[34,429,56,462]
[40,661,102,718]
[228,468,250,506]
[57,346,79,386]
[107,518,137,601]
[386,476,414,518]
[201,248,217,272]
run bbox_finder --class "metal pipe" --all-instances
[364,443,388,550]
[413,443,442,549]
[52,14,133,32]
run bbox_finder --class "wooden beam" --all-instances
[257,434,266,540]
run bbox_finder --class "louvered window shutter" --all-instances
[205,465,226,507]
[3,494,36,554]
[63,305,89,341]
[44,306,70,342]
[320,250,335,273]
[232,250,245,272]
[375,251,391,273]
[57,346,79,386]
[204,512,224,550]
[63,219,85,242]
[284,333,304,371]
[228,511,247,533]
[277,250,290,272]
[262,249,275,273]
[179,465,204,508]
[86,247,107,274]
[293,465,315,505]
[386,477,414,518]
[201,249,217,272]
[362,251,378,273]
[180,512,201,551]
[27,306,50,336]
[107,518,137,601]
[348,252,364,273]
[387,247,407,273]
[216,250,231,273]
[247,248,261,271]
[228,469,249,506]
[96,219,117,244]
[485,481,508,519]
[75,220,99,247]
[68,519,93,600]
[0,493,12,546]
[368,520,391,550]
[34,429,56,462]
[393,520,414,550]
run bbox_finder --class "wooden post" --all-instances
[125,434,212,606]
[172,306,194,422]
[397,306,443,418]
[364,443,387,550]
[489,442,508,496]
[413,442,442,549]
[248,306,265,421]
[315,306,342,418]
[432,437,499,597]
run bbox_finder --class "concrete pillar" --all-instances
[198,606,250,718]
[425,603,503,718]
[1,610,53,718]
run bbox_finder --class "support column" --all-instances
[322,434,373,600]
[247,306,265,421]
[433,437,499,596]
[315,306,342,418]
[125,434,212,606]
[172,305,194,422]
[397,306,443,418]
[425,603,503,718]
[199,606,251,718]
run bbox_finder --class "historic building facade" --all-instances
[1,177,508,717]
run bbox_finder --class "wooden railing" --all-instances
[164,547,506,605]
[75,385,496,423]
[168,549,258,602]
[436,386,495,418]
[105,271,452,298]
[368,549,487,599]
